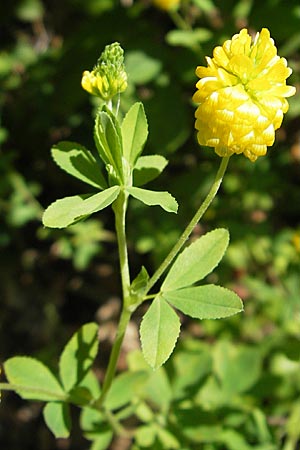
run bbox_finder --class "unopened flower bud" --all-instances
[81,42,127,101]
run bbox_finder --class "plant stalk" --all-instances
[146,156,230,293]
[96,189,132,406]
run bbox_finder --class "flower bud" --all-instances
[81,42,127,101]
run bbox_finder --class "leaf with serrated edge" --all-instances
[51,141,107,189]
[4,356,64,401]
[127,186,178,213]
[42,186,120,228]
[162,228,229,291]
[140,296,181,369]
[59,322,99,392]
[43,402,71,438]
[133,154,168,186]
[121,102,148,166]
[162,285,243,320]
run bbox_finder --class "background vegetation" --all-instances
[0,0,299,449]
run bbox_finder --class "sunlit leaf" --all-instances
[42,186,120,228]
[133,154,168,186]
[51,141,107,189]
[43,402,71,438]
[162,228,229,291]
[121,102,148,166]
[140,296,181,369]
[94,108,123,182]
[4,357,64,401]
[127,186,178,213]
[59,322,99,392]
[163,285,243,319]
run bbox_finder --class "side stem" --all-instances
[146,156,230,293]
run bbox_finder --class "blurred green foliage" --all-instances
[0,0,299,449]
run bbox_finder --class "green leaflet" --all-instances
[104,371,149,410]
[43,402,71,438]
[161,228,229,291]
[213,341,262,396]
[59,322,99,392]
[140,296,181,369]
[94,108,123,183]
[121,102,148,166]
[4,356,65,401]
[166,28,212,50]
[127,186,178,213]
[129,266,150,307]
[42,185,120,228]
[51,141,107,189]
[133,154,168,186]
[162,285,243,320]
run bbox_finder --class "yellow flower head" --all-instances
[152,0,180,12]
[81,42,127,101]
[193,28,296,161]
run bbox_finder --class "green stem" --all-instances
[169,9,190,31]
[96,189,132,406]
[97,308,131,406]
[0,382,67,401]
[146,156,230,293]
[114,190,131,304]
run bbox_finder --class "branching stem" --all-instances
[146,156,230,293]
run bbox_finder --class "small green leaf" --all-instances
[90,433,114,450]
[162,285,243,320]
[127,186,178,213]
[4,356,64,401]
[43,402,71,438]
[51,141,107,189]
[94,108,123,182]
[129,266,149,306]
[121,102,148,166]
[157,426,180,449]
[140,296,181,369]
[162,228,229,291]
[104,371,149,410]
[214,342,262,395]
[133,154,168,186]
[42,185,120,228]
[78,370,101,400]
[125,51,162,84]
[166,28,212,49]
[172,348,212,400]
[135,424,157,447]
[220,429,253,450]
[59,322,99,392]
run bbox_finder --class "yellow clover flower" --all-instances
[193,28,296,161]
[81,42,127,101]
[152,0,180,11]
